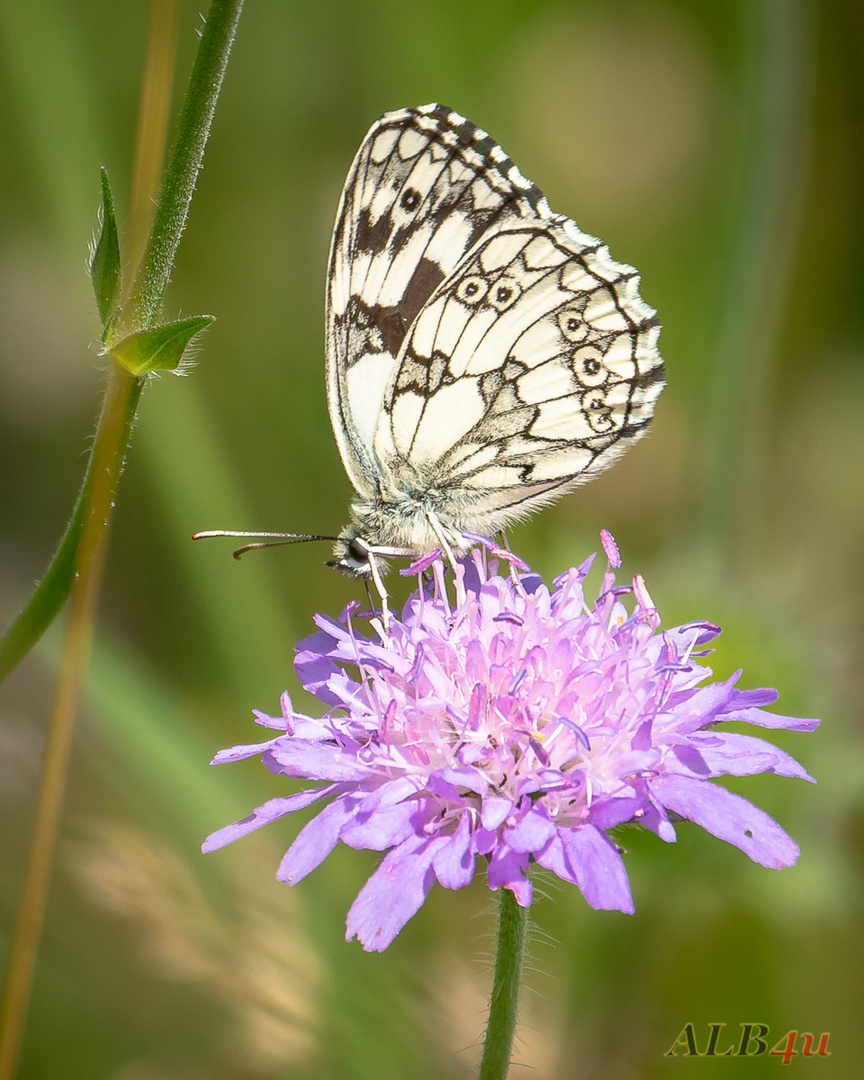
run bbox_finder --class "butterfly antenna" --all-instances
[192,530,339,560]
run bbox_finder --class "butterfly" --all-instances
[196,104,664,620]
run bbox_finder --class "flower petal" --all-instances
[504,805,556,852]
[432,813,475,889]
[481,795,513,830]
[277,792,362,884]
[683,732,815,781]
[649,775,800,868]
[346,834,440,951]
[727,706,820,732]
[210,738,276,764]
[487,846,532,905]
[538,826,634,913]
[266,739,372,781]
[295,630,342,702]
[340,796,423,851]
[202,789,332,852]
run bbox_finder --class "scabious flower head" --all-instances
[204,533,818,951]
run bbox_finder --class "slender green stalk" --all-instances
[479,888,528,1080]
[0,2,244,1073]
[0,0,243,683]
[0,361,137,1080]
[125,0,182,279]
[125,0,243,333]
[0,465,100,683]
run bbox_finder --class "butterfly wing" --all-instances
[372,218,664,535]
[326,104,556,500]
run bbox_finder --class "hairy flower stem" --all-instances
[479,888,528,1080]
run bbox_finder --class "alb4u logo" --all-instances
[665,1023,831,1062]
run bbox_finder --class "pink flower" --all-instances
[204,534,818,951]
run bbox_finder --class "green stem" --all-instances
[0,362,137,1080]
[125,0,182,278]
[0,0,244,685]
[0,1,243,1072]
[125,0,244,333]
[479,888,528,1080]
[0,376,144,685]
[0,470,87,683]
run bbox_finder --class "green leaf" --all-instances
[110,315,215,375]
[90,168,121,330]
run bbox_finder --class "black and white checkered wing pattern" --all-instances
[326,103,664,547]
[326,104,553,498]
[375,220,663,527]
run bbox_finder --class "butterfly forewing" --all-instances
[326,103,664,555]
[326,105,552,497]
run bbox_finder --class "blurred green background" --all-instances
[0,0,860,1077]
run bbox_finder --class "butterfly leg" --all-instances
[425,511,458,566]
[365,550,393,633]
[426,511,467,607]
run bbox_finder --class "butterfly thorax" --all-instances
[330,484,473,578]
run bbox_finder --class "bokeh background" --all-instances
[1,0,860,1077]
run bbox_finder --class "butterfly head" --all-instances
[327,524,429,583]
[327,532,380,579]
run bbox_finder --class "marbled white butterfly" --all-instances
[197,104,664,616]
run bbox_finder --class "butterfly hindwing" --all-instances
[374,219,662,529]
